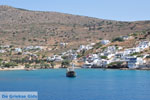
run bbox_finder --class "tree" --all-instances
[25,64,30,68]
[77,54,82,58]
[61,60,70,68]
[43,64,50,69]
[112,37,124,42]
[50,62,55,68]
[101,56,107,59]
[3,62,17,68]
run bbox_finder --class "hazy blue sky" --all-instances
[0,0,150,21]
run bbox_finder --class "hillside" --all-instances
[0,5,150,50]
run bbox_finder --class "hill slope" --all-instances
[0,5,150,48]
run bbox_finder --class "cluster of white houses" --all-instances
[1,35,150,69]
[0,45,44,58]
[82,40,150,69]
[0,45,44,53]
[46,39,150,69]
[46,43,94,62]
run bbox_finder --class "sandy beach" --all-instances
[0,66,25,71]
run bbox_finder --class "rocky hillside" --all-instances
[0,5,150,48]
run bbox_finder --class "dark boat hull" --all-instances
[66,71,76,77]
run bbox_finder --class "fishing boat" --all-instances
[66,64,76,77]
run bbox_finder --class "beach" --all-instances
[0,66,25,71]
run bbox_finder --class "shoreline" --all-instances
[0,67,150,71]
[0,66,25,71]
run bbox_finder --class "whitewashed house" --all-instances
[123,49,131,55]
[115,51,126,59]
[90,43,96,46]
[47,57,55,62]
[15,48,22,53]
[129,48,140,53]
[0,50,6,53]
[35,46,43,50]
[85,54,99,63]
[82,61,93,68]
[25,46,43,51]
[137,41,150,51]
[101,59,111,67]
[60,42,68,47]
[90,54,99,60]
[0,45,10,48]
[47,55,63,62]
[92,59,102,67]
[92,59,111,67]
[78,45,93,52]
[69,53,77,60]
[55,55,63,61]
[123,48,140,55]
[30,54,38,58]
[121,36,133,40]
[99,52,104,56]
[102,46,116,59]
[126,57,144,68]
[100,40,110,45]
[103,53,115,59]
[118,46,123,50]
[104,46,116,54]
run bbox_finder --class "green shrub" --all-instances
[3,62,18,68]
[130,52,140,56]
[25,64,30,68]
[112,37,124,42]
[101,56,107,59]
[108,62,123,66]
[77,54,82,58]
[61,60,70,67]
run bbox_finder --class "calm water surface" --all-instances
[0,69,150,100]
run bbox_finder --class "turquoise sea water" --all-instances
[0,69,150,100]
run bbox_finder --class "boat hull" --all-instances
[66,71,76,77]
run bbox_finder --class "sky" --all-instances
[0,0,150,21]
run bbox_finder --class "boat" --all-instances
[66,64,76,77]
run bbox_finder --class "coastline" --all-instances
[0,66,25,71]
[0,66,150,71]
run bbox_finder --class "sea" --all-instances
[0,69,150,100]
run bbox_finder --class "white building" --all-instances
[0,50,6,53]
[0,45,10,48]
[101,59,111,67]
[121,36,133,40]
[15,48,22,53]
[82,61,93,68]
[60,43,68,47]
[47,55,63,62]
[137,41,150,51]
[78,45,93,52]
[100,40,110,45]
[55,55,63,61]
[24,46,43,51]
[103,53,115,59]
[126,57,144,69]
[104,46,116,54]
[102,46,117,59]
[115,51,126,59]
[123,48,140,55]
[90,43,96,46]
[118,46,123,50]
